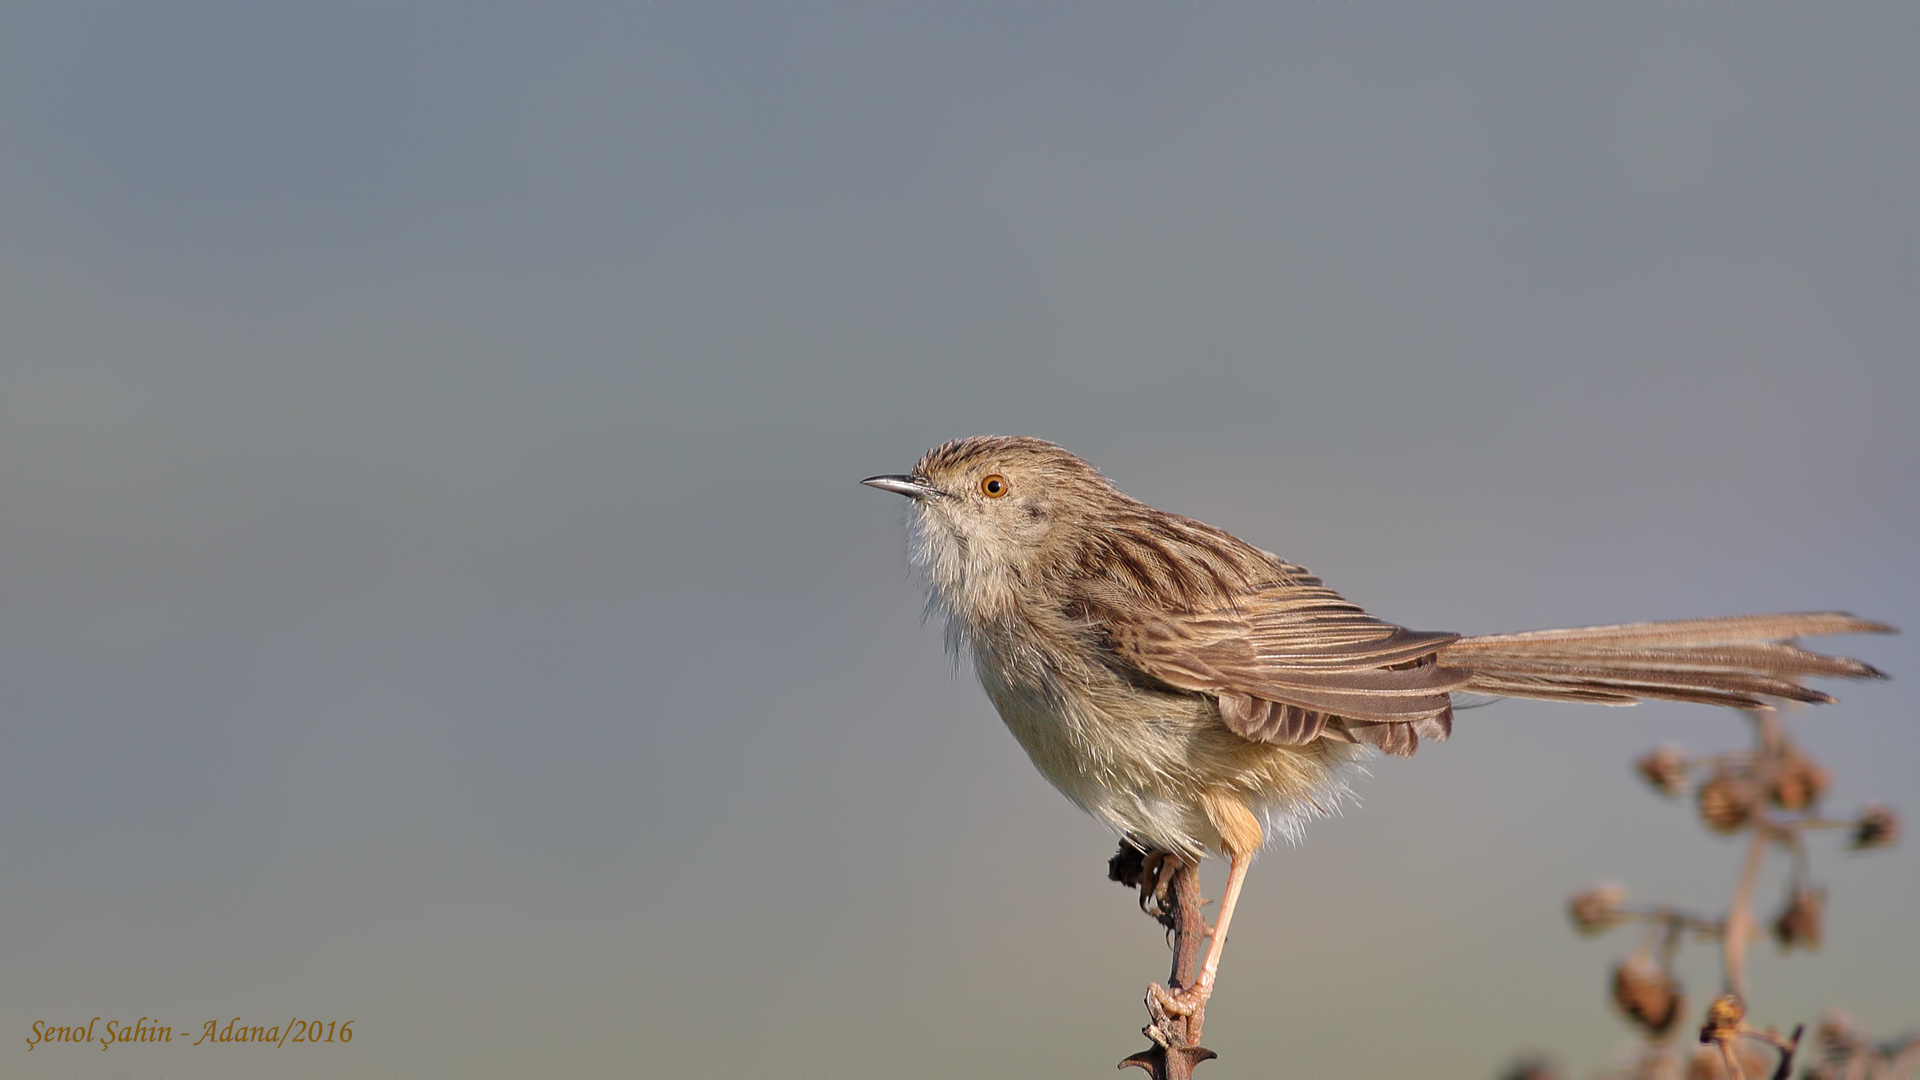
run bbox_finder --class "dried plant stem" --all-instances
[1723,823,1770,1002]
[1557,708,1903,1077]
[1765,1024,1804,1080]
[1119,852,1217,1079]
[1720,1039,1750,1080]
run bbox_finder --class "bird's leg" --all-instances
[1148,849,1251,1028]
[1150,790,1263,1025]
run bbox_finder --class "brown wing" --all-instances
[1102,581,1467,757]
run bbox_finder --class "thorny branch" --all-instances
[1110,845,1218,1079]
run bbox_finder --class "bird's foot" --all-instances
[1108,844,1210,930]
[1147,980,1212,1019]
[1140,851,1209,926]
[1137,850,1175,917]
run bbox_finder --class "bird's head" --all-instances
[863,435,1121,621]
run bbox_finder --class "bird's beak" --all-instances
[862,474,944,500]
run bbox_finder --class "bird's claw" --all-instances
[1137,850,1174,917]
[1135,850,1209,927]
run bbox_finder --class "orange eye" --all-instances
[980,474,1009,498]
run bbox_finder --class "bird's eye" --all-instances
[980,474,1009,498]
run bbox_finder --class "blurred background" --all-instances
[3,6,1915,1077]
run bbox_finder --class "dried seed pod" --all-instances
[1851,804,1899,850]
[1771,885,1825,952]
[1768,749,1831,811]
[1568,884,1628,935]
[1697,770,1760,834]
[1612,953,1684,1037]
[1637,745,1692,797]
[1699,992,1745,1046]
[1814,1010,1862,1061]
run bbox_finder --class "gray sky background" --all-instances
[4,7,1916,1078]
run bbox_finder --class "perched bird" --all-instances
[863,435,1892,1017]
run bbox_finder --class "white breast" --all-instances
[969,635,1225,858]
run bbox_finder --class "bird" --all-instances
[862,435,1893,1018]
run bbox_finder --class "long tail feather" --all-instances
[1437,612,1893,711]
[1445,613,1893,650]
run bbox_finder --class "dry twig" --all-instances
[1111,845,1218,1079]
[1550,709,1904,1080]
